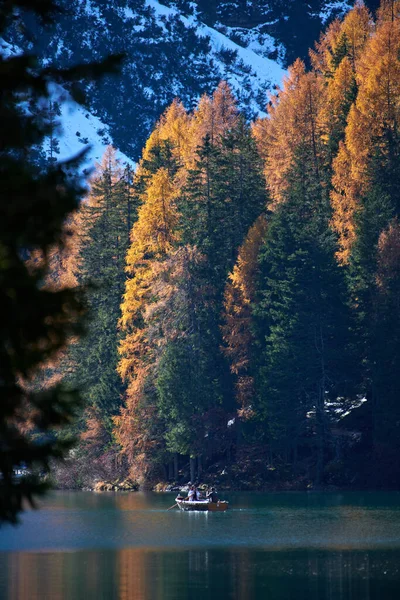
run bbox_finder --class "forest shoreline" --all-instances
[53,481,400,493]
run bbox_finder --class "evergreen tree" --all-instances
[374,219,400,455]
[253,147,353,484]
[72,148,136,422]
[0,0,121,523]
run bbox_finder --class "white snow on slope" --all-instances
[145,0,285,113]
[51,85,135,172]
[319,1,352,24]
[1,40,134,172]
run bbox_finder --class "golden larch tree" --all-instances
[253,60,327,207]
[331,10,400,262]
[222,214,268,417]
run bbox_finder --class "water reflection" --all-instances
[2,492,400,599]
[1,548,400,600]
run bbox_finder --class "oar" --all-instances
[167,503,178,511]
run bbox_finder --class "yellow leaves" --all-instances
[228,214,268,304]
[119,167,180,335]
[253,64,326,207]
[222,215,267,409]
[190,81,239,161]
[93,145,123,185]
[115,81,247,471]
[340,1,372,69]
[311,19,343,75]
[331,142,362,263]
[357,19,400,128]
[311,2,372,76]
[328,56,356,114]
[141,99,191,168]
[127,168,180,265]
[331,12,400,262]
[377,0,400,24]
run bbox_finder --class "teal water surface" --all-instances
[1,491,400,599]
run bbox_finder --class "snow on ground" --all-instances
[319,1,352,24]
[0,37,22,58]
[216,23,284,61]
[1,42,134,173]
[51,85,135,173]
[200,23,284,85]
[145,0,286,113]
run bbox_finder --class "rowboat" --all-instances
[175,498,229,512]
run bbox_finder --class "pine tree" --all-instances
[374,219,400,450]
[331,11,400,262]
[253,147,353,484]
[65,147,137,452]
[190,81,239,160]
[117,162,181,484]
[329,3,400,470]
[0,0,121,523]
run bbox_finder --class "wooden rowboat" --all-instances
[175,498,229,512]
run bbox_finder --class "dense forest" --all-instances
[51,0,400,492]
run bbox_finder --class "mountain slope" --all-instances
[7,0,371,161]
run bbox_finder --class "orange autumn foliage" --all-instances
[253,60,327,207]
[115,83,241,481]
[331,11,400,262]
[190,81,239,153]
[222,215,268,416]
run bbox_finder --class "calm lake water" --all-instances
[1,491,400,599]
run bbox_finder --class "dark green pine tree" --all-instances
[372,218,400,470]
[0,0,121,523]
[181,119,266,286]
[347,149,400,456]
[331,31,350,71]
[253,145,353,485]
[216,117,267,264]
[154,247,232,481]
[71,148,137,427]
[157,120,267,473]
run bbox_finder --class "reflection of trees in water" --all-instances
[2,548,400,599]
[4,551,118,600]
[307,551,371,600]
[118,549,147,600]
[7,553,62,600]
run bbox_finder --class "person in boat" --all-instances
[195,484,203,500]
[186,485,196,501]
[206,487,219,503]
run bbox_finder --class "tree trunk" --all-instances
[190,457,196,483]
[197,455,202,480]
[174,453,179,480]
[315,324,327,488]
[168,460,174,481]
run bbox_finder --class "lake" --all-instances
[1,491,400,599]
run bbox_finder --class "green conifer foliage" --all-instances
[253,147,353,484]
[72,148,136,420]
[0,1,121,523]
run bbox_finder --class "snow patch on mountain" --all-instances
[145,0,285,113]
[215,23,284,62]
[1,39,133,172]
[319,1,353,24]
[53,86,135,172]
